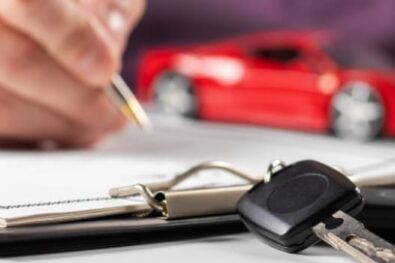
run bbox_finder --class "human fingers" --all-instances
[0,20,126,137]
[0,87,121,148]
[0,0,118,86]
[78,0,147,50]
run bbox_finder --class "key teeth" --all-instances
[313,211,395,263]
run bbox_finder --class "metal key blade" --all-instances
[313,211,395,263]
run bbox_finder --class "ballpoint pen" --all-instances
[107,74,152,131]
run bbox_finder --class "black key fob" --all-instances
[237,160,364,253]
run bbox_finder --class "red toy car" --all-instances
[136,31,395,140]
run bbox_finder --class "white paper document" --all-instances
[0,115,393,227]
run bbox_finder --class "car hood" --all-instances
[339,68,395,86]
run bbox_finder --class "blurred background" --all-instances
[118,0,395,142]
[122,0,395,86]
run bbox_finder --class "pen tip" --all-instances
[139,120,153,133]
[109,75,152,132]
[121,103,152,132]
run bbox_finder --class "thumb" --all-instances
[77,0,146,54]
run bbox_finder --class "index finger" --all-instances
[0,0,118,86]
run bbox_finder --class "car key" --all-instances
[237,160,395,263]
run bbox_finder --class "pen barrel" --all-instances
[155,185,252,219]
[106,75,151,130]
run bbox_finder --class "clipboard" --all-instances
[0,214,245,257]
[0,187,395,257]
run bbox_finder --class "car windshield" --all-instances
[323,44,395,69]
[249,47,301,63]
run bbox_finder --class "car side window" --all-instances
[248,47,301,64]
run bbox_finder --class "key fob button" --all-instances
[267,173,328,214]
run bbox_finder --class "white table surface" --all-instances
[3,234,355,263]
[1,114,394,262]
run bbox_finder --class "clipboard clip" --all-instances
[109,160,286,219]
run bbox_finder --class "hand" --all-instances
[0,0,146,148]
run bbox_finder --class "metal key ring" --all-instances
[264,160,287,183]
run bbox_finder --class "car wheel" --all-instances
[153,72,198,118]
[331,81,384,141]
